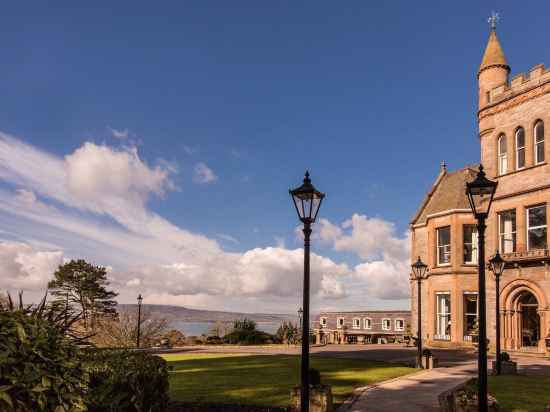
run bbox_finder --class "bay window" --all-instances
[463,293,478,341]
[437,226,451,265]
[435,293,451,340]
[463,225,478,264]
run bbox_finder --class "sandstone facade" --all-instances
[411,26,550,353]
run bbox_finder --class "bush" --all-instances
[84,349,169,412]
[499,351,511,362]
[0,310,87,411]
[223,330,273,345]
[205,336,223,345]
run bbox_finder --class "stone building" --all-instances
[312,310,411,344]
[410,24,550,353]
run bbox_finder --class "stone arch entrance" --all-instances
[501,280,547,352]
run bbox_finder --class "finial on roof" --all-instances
[479,13,509,75]
[440,161,447,173]
[488,11,499,31]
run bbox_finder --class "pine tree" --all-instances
[48,259,118,331]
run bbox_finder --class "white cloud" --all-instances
[0,131,350,310]
[107,127,129,139]
[0,242,63,291]
[193,162,217,184]
[320,214,410,301]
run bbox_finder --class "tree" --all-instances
[48,259,118,331]
[233,318,256,331]
[92,308,168,348]
[276,321,299,345]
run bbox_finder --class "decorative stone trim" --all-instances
[479,81,550,121]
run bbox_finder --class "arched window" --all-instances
[498,134,507,175]
[534,121,545,164]
[515,128,525,169]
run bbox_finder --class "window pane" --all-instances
[535,121,544,142]
[438,227,450,245]
[517,148,525,168]
[499,135,507,153]
[528,206,546,227]
[516,128,525,147]
[537,142,545,163]
[529,227,547,250]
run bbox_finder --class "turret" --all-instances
[478,16,510,109]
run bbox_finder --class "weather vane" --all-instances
[488,11,500,31]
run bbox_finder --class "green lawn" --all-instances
[162,353,414,407]
[489,375,550,412]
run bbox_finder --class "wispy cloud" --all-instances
[0,131,350,309]
[193,162,218,184]
[107,126,129,140]
[216,233,239,244]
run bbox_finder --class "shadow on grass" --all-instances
[166,354,415,408]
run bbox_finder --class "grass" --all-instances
[162,353,415,407]
[489,375,550,412]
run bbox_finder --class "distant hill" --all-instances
[118,304,298,324]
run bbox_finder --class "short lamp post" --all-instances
[411,256,428,369]
[136,294,143,349]
[466,165,498,412]
[298,307,303,331]
[290,171,325,412]
[489,250,506,375]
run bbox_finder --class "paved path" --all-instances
[340,364,475,412]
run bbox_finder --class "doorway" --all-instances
[519,292,540,348]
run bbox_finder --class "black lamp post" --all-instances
[290,171,325,412]
[298,307,303,330]
[137,294,143,349]
[466,164,498,412]
[489,251,506,375]
[411,256,428,369]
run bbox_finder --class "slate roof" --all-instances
[411,165,479,225]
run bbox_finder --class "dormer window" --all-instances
[498,134,507,175]
[535,121,545,165]
[515,128,525,169]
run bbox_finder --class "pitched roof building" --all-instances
[411,23,550,354]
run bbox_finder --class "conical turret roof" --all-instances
[479,30,510,74]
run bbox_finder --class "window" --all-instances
[352,318,360,329]
[535,121,545,164]
[527,205,547,250]
[363,318,372,330]
[320,317,327,328]
[395,319,405,331]
[516,128,525,169]
[463,225,478,264]
[382,319,391,331]
[435,293,451,340]
[437,226,451,265]
[498,134,507,175]
[337,317,344,329]
[498,210,516,253]
[463,293,478,339]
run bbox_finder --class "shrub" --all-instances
[223,330,273,345]
[0,310,87,411]
[499,351,511,362]
[84,349,169,412]
[205,336,223,345]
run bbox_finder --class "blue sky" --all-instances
[1,1,549,313]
